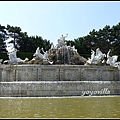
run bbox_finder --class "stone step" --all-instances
[0,81,120,97]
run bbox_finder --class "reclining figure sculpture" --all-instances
[85,48,106,65]
[106,49,119,67]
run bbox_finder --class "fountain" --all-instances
[0,34,120,97]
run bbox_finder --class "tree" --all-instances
[0,24,7,51]
[6,24,22,49]
[17,32,30,52]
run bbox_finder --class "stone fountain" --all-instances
[0,34,120,97]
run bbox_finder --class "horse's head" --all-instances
[112,55,118,62]
[36,47,40,52]
[33,47,40,56]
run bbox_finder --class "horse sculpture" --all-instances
[106,49,118,67]
[33,47,43,59]
[4,36,28,64]
[85,48,106,65]
[33,47,49,60]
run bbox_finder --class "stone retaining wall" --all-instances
[0,65,119,81]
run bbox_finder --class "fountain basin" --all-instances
[0,64,120,97]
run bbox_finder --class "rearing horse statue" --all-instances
[33,47,49,60]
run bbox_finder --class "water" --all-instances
[0,96,120,118]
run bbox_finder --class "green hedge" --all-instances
[0,52,8,60]
[80,54,91,59]
[17,52,33,60]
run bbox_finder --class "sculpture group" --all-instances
[3,36,28,64]
[1,34,120,69]
[85,47,120,68]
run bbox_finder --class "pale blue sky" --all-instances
[0,1,120,45]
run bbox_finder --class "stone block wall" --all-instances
[0,64,120,97]
[0,65,119,81]
[0,81,120,97]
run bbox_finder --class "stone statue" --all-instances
[106,49,118,67]
[50,42,55,49]
[3,34,120,67]
[96,48,106,60]
[60,34,68,42]
[7,48,23,64]
[94,48,106,64]
[33,47,53,65]
[33,47,44,59]
[56,34,68,48]
[71,45,78,54]
[41,48,49,60]
[0,59,3,63]
[85,48,106,65]
[4,36,27,64]
[33,47,49,60]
